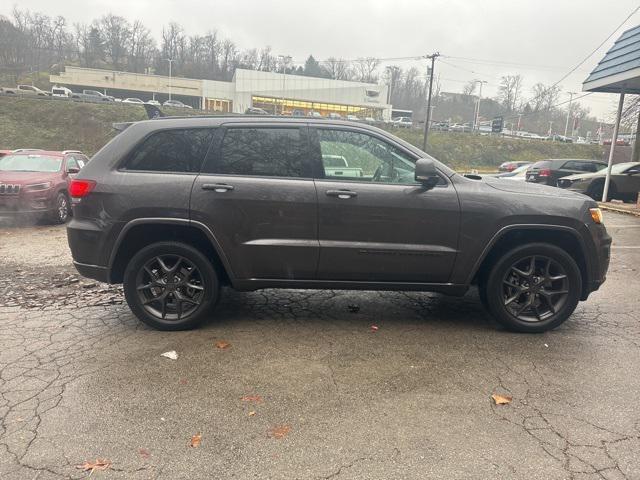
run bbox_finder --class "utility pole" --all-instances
[517,113,523,132]
[548,120,553,136]
[386,66,399,105]
[422,52,440,151]
[564,92,575,137]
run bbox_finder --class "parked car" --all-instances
[492,164,530,180]
[51,85,73,98]
[307,111,323,117]
[328,112,343,120]
[146,99,161,106]
[603,138,630,146]
[245,107,269,115]
[0,150,13,158]
[292,109,305,117]
[123,98,145,105]
[557,162,640,201]
[163,99,192,108]
[71,90,114,103]
[498,161,531,172]
[0,84,49,97]
[66,116,610,333]
[392,117,413,128]
[526,159,607,186]
[0,150,89,223]
[346,115,359,121]
[432,122,450,132]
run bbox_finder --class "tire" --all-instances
[123,241,219,330]
[587,180,615,202]
[480,243,582,333]
[50,192,71,224]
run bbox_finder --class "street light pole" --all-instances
[278,55,291,115]
[166,58,174,101]
[422,52,440,151]
[564,92,575,137]
[474,80,487,131]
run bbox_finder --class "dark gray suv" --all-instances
[67,117,611,332]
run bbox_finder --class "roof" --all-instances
[583,24,640,94]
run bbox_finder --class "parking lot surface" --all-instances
[1,212,639,479]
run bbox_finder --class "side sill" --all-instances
[231,279,469,296]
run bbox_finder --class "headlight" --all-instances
[24,182,52,191]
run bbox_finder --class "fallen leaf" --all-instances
[179,378,188,385]
[190,433,202,448]
[347,304,360,313]
[215,340,231,349]
[267,425,291,439]
[160,350,178,360]
[248,411,256,417]
[138,448,150,459]
[76,459,111,473]
[370,325,379,332]
[491,393,513,405]
[241,395,263,403]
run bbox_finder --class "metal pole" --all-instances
[474,80,486,131]
[603,90,625,202]
[167,58,173,101]
[422,52,439,151]
[564,92,574,137]
[632,106,640,163]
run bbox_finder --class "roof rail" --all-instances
[62,150,82,154]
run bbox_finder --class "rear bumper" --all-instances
[73,261,110,283]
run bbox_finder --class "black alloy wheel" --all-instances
[123,242,219,330]
[482,243,581,332]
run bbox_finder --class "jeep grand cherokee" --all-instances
[67,117,611,333]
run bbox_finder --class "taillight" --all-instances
[69,179,96,198]
[539,168,551,177]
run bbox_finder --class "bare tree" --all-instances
[99,14,131,70]
[354,57,380,83]
[497,74,523,111]
[462,80,477,96]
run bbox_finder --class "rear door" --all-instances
[191,123,318,280]
[311,126,460,283]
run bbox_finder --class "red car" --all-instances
[498,161,531,172]
[0,150,89,223]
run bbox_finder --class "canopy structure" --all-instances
[583,24,640,201]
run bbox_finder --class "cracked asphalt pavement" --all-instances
[1,212,639,479]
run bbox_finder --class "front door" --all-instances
[312,127,460,283]
[191,124,318,280]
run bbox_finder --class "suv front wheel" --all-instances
[481,243,582,333]
[123,242,219,330]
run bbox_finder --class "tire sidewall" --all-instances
[123,242,219,330]
[485,243,582,333]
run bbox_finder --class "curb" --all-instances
[598,203,640,217]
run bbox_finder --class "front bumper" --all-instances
[0,191,55,216]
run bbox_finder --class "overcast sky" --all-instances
[3,0,639,119]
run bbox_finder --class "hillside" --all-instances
[0,95,604,169]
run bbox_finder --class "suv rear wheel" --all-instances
[481,243,582,333]
[123,242,219,330]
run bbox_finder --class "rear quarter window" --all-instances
[124,128,214,173]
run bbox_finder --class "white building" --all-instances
[50,66,392,120]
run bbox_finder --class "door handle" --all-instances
[326,189,357,199]
[202,183,234,192]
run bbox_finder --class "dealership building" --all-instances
[50,66,392,119]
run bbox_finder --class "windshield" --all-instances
[0,154,62,172]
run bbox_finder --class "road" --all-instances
[0,212,639,479]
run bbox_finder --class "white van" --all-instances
[51,85,72,97]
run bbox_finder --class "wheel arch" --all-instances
[470,225,591,299]
[108,218,234,285]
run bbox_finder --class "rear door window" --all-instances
[125,129,214,173]
[207,127,308,178]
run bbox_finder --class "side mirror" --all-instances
[415,158,440,188]
[67,166,80,174]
